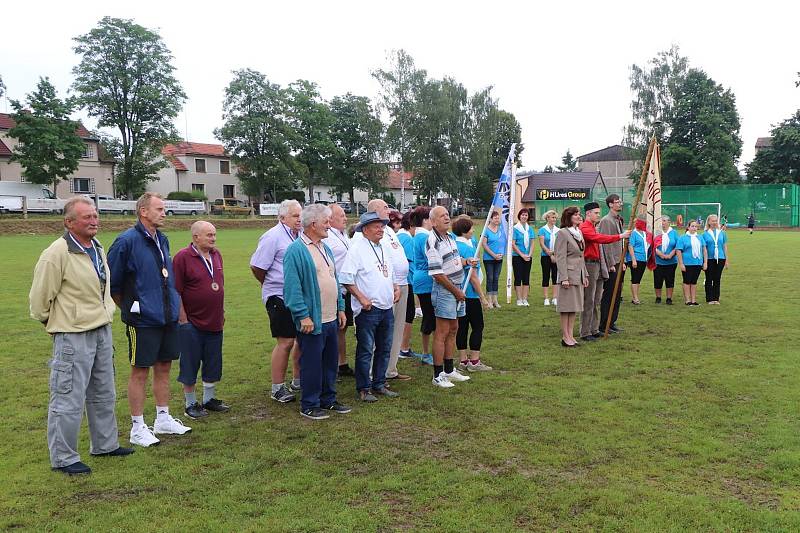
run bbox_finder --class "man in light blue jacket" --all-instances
[283,204,349,420]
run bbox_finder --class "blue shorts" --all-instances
[432,283,465,320]
[177,322,224,385]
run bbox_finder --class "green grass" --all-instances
[1,228,799,531]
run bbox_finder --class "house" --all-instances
[149,142,246,202]
[297,164,416,207]
[576,145,641,189]
[755,137,772,155]
[0,113,115,198]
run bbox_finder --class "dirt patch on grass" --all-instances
[721,477,780,510]
[70,487,147,503]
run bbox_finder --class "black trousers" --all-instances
[456,298,484,351]
[704,259,726,302]
[600,264,625,329]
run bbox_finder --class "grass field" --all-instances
[2,226,799,531]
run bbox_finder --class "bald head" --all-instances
[191,220,217,252]
[329,203,346,231]
[430,206,451,233]
[367,199,389,220]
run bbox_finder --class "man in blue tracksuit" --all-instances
[107,192,191,447]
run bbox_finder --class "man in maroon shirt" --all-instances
[173,221,229,419]
[580,202,629,341]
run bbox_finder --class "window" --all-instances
[195,158,206,173]
[82,143,95,159]
[220,160,230,174]
[71,178,94,193]
[223,184,235,198]
[191,183,205,192]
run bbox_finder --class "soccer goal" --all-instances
[662,203,721,228]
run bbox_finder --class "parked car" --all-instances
[0,182,64,214]
[210,198,251,215]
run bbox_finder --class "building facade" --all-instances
[150,142,247,202]
[577,145,641,189]
[0,113,115,198]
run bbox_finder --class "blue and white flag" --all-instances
[491,143,517,241]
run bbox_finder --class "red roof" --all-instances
[0,138,12,157]
[0,112,95,140]
[386,168,413,189]
[163,142,228,158]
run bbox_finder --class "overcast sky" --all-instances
[2,0,797,171]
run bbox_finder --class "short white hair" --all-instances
[302,203,331,228]
[278,199,302,218]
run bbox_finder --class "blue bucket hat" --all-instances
[355,211,389,232]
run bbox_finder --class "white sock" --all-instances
[156,405,170,421]
[131,415,145,428]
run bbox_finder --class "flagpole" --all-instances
[505,161,518,304]
[602,135,657,338]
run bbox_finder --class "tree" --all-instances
[662,69,742,185]
[328,93,386,210]
[624,45,689,150]
[285,80,337,202]
[746,110,800,184]
[8,77,85,194]
[72,17,186,198]
[0,75,5,98]
[557,149,579,172]
[214,69,295,203]
[543,165,554,173]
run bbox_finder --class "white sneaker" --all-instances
[130,424,160,447]
[552,298,558,306]
[153,415,192,435]
[494,301,501,308]
[414,307,423,318]
[516,300,524,306]
[466,361,493,372]
[543,298,550,306]
[432,372,455,388]
[444,369,471,382]
[523,299,530,306]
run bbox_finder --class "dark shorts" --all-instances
[654,263,677,289]
[405,284,416,324]
[682,265,702,284]
[627,261,647,284]
[126,323,179,368]
[266,295,296,339]
[417,292,436,335]
[344,292,354,327]
[177,322,223,385]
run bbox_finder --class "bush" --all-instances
[190,189,208,201]
[167,191,194,201]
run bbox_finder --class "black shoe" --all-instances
[323,402,352,414]
[666,298,673,305]
[609,325,623,334]
[338,364,355,377]
[53,461,91,475]
[300,407,330,420]
[655,297,662,304]
[92,447,135,457]
[270,385,296,403]
[184,402,209,419]
[203,398,230,412]
[591,332,604,339]
[580,335,597,342]
[561,340,578,348]
[691,302,700,306]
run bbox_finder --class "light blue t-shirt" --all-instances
[537,225,558,257]
[484,226,505,257]
[655,228,679,266]
[512,224,536,256]
[455,236,481,299]
[625,230,649,262]
[412,228,433,294]
[702,229,727,260]
[397,229,415,284]
[677,233,705,266]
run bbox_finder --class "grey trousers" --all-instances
[386,285,409,378]
[48,324,120,467]
[580,261,605,337]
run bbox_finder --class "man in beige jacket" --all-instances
[30,197,133,476]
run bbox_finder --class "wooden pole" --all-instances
[602,136,656,338]
[505,162,518,304]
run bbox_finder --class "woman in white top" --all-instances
[537,210,559,307]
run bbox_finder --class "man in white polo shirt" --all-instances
[340,211,400,403]
[322,203,355,378]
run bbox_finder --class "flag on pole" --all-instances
[639,140,662,270]
[492,143,517,242]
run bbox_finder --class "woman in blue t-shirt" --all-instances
[511,208,536,306]
[411,206,435,362]
[397,210,419,360]
[675,219,707,306]
[702,214,729,304]
[453,216,492,373]
[537,209,559,307]
[653,215,678,305]
[625,215,651,305]
[481,209,505,308]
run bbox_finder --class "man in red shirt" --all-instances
[580,202,629,341]
[173,221,229,419]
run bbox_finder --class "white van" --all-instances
[0,182,65,213]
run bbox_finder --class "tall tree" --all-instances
[8,77,85,194]
[328,93,386,210]
[557,149,579,172]
[72,17,186,198]
[746,110,800,184]
[662,68,742,185]
[624,45,689,150]
[214,69,295,203]
[285,80,336,202]
[543,165,554,173]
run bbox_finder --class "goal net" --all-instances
[661,203,721,228]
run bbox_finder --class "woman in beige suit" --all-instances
[554,206,589,347]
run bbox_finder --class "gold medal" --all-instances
[211,282,219,292]
[381,265,389,278]
[162,267,169,278]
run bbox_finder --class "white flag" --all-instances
[639,141,663,235]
